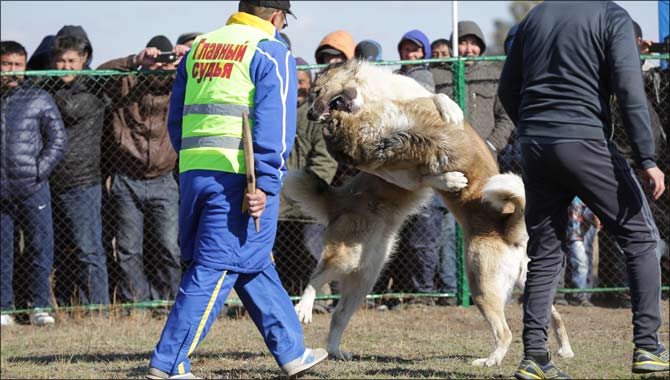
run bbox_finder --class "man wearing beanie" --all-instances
[314,30,354,64]
[145,1,327,378]
[97,35,190,314]
[431,20,514,162]
[176,32,202,48]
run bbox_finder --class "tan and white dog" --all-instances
[284,60,574,367]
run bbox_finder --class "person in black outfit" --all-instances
[499,2,668,378]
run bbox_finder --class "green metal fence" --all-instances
[1,53,668,316]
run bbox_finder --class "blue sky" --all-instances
[0,1,663,68]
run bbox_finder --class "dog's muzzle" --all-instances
[308,94,354,123]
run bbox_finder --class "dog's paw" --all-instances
[328,350,353,361]
[555,346,575,359]
[471,357,498,367]
[423,171,468,192]
[294,301,313,324]
[434,93,464,128]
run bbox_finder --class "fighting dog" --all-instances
[284,60,574,366]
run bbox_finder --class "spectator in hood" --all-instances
[395,29,435,92]
[430,38,451,69]
[313,30,357,191]
[176,32,202,49]
[355,39,383,61]
[26,35,56,71]
[47,35,110,308]
[315,30,354,64]
[1,40,66,327]
[27,25,93,70]
[97,35,189,305]
[431,20,515,161]
[392,30,455,308]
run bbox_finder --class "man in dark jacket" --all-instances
[499,2,668,377]
[0,41,67,326]
[47,35,110,308]
[430,21,514,161]
[98,35,187,304]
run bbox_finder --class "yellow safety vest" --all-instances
[180,23,273,174]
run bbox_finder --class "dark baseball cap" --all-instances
[242,0,295,17]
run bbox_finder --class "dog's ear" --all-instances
[500,201,516,214]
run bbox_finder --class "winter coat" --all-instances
[98,55,177,179]
[1,81,67,199]
[47,76,108,192]
[430,61,514,157]
[279,101,338,221]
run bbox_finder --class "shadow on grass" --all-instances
[6,350,266,378]
[343,352,479,363]
[364,367,487,378]
[5,350,264,365]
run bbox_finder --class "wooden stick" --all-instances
[242,111,260,232]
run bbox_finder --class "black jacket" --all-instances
[498,1,657,169]
[1,81,67,199]
[47,77,107,192]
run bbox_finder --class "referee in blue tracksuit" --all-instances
[499,1,668,379]
[146,1,326,378]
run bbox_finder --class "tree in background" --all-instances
[489,1,541,55]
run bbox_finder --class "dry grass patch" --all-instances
[1,300,668,379]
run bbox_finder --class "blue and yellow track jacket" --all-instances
[167,13,297,272]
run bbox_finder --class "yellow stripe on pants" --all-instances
[178,270,228,374]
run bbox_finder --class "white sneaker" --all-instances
[29,310,55,326]
[281,348,328,377]
[146,367,201,379]
[1,314,15,326]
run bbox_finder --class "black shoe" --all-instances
[514,354,572,379]
[632,345,669,374]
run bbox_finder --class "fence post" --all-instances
[453,58,470,307]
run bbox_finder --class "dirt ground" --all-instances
[1,300,668,379]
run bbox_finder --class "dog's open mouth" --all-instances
[320,94,353,122]
[321,94,353,137]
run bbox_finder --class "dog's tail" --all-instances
[282,169,331,224]
[481,173,527,245]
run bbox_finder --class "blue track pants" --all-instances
[149,262,306,375]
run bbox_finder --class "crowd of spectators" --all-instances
[1,16,668,326]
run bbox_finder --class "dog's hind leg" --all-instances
[471,293,513,367]
[326,271,377,361]
[295,258,338,324]
[550,305,574,359]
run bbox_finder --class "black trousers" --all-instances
[521,139,662,354]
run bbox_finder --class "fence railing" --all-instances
[1,53,668,315]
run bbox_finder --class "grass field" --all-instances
[1,300,668,379]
